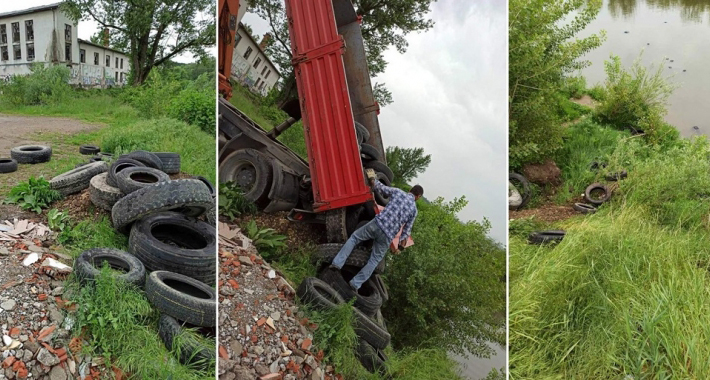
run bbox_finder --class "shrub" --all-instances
[0,64,71,106]
[218,182,257,219]
[168,88,216,134]
[3,177,62,213]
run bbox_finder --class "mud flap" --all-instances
[264,160,301,213]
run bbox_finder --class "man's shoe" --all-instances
[348,281,359,293]
[328,264,340,271]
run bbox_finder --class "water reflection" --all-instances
[608,0,710,23]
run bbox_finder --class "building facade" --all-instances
[0,3,130,87]
[231,22,281,96]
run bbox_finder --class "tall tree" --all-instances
[386,146,432,184]
[249,0,436,107]
[62,0,215,85]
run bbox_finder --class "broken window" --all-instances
[120,58,124,69]
[65,24,72,41]
[80,49,86,63]
[25,20,33,41]
[26,43,34,61]
[253,57,261,69]
[1,25,7,44]
[106,54,110,67]
[1,46,7,61]
[13,44,20,60]
[65,43,71,62]
[11,22,19,43]
[94,52,99,65]
[243,46,252,59]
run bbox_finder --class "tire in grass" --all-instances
[129,212,216,285]
[509,173,531,211]
[89,156,104,163]
[158,314,215,370]
[605,170,628,181]
[50,161,108,196]
[107,158,145,187]
[317,267,382,317]
[353,305,391,349]
[111,179,213,234]
[573,202,596,214]
[528,230,566,245]
[10,145,52,164]
[360,144,382,162]
[584,183,611,205]
[89,172,124,211]
[312,244,385,275]
[79,145,100,155]
[145,271,216,327]
[74,248,146,288]
[154,152,181,174]
[355,339,387,374]
[96,152,114,160]
[296,277,345,311]
[122,150,163,171]
[355,121,370,144]
[363,160,394,183]
[192,176,216,199]
[115,166,170,194]
[0,159,18,174]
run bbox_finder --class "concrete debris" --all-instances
[21,252,39,266]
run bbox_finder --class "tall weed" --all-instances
[0,64,71,106]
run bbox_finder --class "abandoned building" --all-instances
[231,22,281,96]
[0,3,130,88]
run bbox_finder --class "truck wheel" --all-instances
[10,145,52,164]
[79,145,100,155]
[89,172,124,211]
[360,144,382,162]
[74,248,146,288]
[219,149,273,208]
[355,339,387,374]
[296,277,345,311]
[355,122,370,144]
[145,271,216,327]
[154,152,181,174]
[158,314,215,370]
[318,267,382,317]
[107,158,145,187]
[364,161,394,183]
[326,208,348,243]
[312,244,385,275]
[372,172,391,207]
[114,166,170,194]
[50,161,108,196]
[0,159,18,173]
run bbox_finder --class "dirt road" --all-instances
[0,114,97,151]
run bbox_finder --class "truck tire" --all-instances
[75,248,146,288]
[360,144,382,162]
[356,339,387,374]
[364,161,394,183]
[79,145,100,155]
[154,152,181,174]
[572,202,596,214]
[115,166,170,194]
[326,208,348,243]
[111,179,213,234]
[355,122,370,144]
[50,161,108,196]
[296,277,345,311]
[312,244,384,275]
[145,271,216,327]
[10,145,52,164]
[317,267,382,317]
[192,176,216,199]
[0,159,18,173]
[509,173,531,211]
[122,150,163,171]
[129,212,216,285]
[219,149,273,207]
[353,306,391,349]
[371,274,389,303]
[584,183,611,205]
[158,314,215,370]
[89,172,124,211]
[528,230,566,245]
[372,172,391,207]
[107,158,145,187]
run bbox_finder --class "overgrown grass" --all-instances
[57,217,128,257]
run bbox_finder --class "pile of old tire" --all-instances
[301,243,390,374]
[356,122,394,207]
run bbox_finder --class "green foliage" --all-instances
[168,85,216,134]
[385,146,431,185]
[4,177,62,213]
[57,217,128,256]
[587,84,606,101]
[384,196,505,356]
[218,182,257,219]
[244,220,287,252]
[47,209,70,232]
[595,54,679,146]
[509,0,605,168]
[560,76,587,99]
[0,64,71,106]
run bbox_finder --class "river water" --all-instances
[578,0,710,137]
[453,341,506,379]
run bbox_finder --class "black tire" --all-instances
[360,144,382,162]
[145,271,216,327]
[361,201,377,221]
[158,314,215,370]
[528,230,566,245]
[74,162,90,169]
[372,172,391,207]
[572,202,596,214]
[509,173,531,211]
[605,170,628,181]
[326,208,348,243]
[97,152,114,160]
[296,277,345,311]
[89,156,104,163]
[192,176,216,199]
[355,122,370,144]
[74,248,146,288]
[154,152,181,174]
[312,244,385,275]
[371,274,389,303]
[0,159,18,174]
[111,179,214,234]
[363,161,394,183]
[10,145,52,164]
[129,212,216,285]
[584,183,611,205]
[589,160,607,171]
[122,150,164,171]
[49,161,108,196]
[89,172,124,211]
[353,306,391,349]
[107,158,146,187]
[318,267,382,317]
[79,145,100,155]
[115,166,171,194]
[356,339,387,374]
[219,149,273,207]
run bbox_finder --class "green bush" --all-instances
[0,64,71,106]
[168,88,216,134]
[560,76,588,99]
[3,177,62,213]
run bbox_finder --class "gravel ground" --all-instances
[218,224,339,380]
[0,115,97,152]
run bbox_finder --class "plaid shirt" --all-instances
[373,181,418,243]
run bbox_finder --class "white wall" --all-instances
[77,41,130,87]
[231,24,280,96]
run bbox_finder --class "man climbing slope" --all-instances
[331,173,423,291]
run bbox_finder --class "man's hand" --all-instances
[397,241,406,252]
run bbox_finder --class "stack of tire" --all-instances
[298,243,390,374]
[0,145,53,174]
[355,122,394,207]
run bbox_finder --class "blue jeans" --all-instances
[331,219,389,290]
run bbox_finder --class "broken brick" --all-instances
[256,317,266,326]
[301,339,312,351]
[219,346,229,359]
[2,356,16,369]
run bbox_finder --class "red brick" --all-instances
[2,356,16,369]
[301,339,312,351]
[219,346,229,359]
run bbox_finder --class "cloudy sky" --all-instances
[0,1,212,62]
[243,0,508,243]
